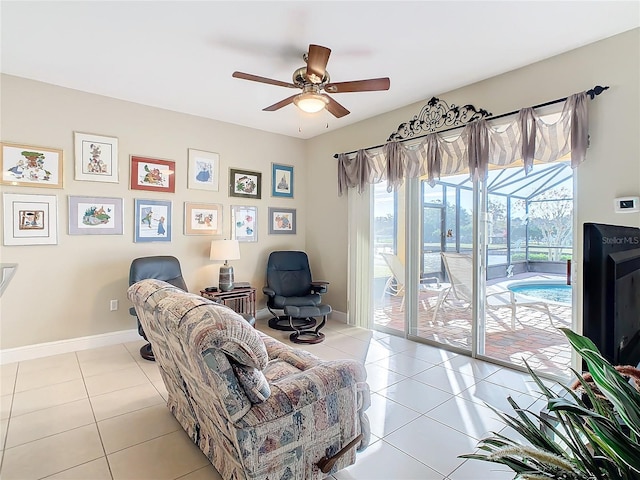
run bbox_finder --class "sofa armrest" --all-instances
[237,359,365,427]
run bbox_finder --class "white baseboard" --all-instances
[0,329,141,365]
[0,310,349,365]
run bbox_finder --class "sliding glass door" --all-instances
[479,163,574,378]
[407,174,474,353]
[372,163,574,379]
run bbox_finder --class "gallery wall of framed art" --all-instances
[1,134,303,249]
[1,73,311,352]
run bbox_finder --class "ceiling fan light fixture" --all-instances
[293,92,328,113]
[233,44,389,119]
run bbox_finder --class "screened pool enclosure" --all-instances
[373,161,574,380]
[420,161,572,282]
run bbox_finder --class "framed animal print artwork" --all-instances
[130,156,175,193]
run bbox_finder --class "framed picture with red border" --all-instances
[130,155,175,193]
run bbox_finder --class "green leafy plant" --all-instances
[460,328,640,480]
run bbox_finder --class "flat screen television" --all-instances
[583,222,640,367]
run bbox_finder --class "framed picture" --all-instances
[134,199,172,242]
[188,149,219,191]
[68,195,123,235]
[3,193,58,245]
[230,205,257,242]
[268,207,296,235]
[130,156,175,193]
[184,202,223,235]
[74,132,119,183]
[229,168,261,199]
[271,163,294,198]
[1,142,63,189]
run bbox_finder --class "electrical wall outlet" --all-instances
[110,299,118,311]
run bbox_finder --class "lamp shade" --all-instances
[293,92,328,113]
[210,239,240,262]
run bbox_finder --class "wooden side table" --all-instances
[200,287,256,318]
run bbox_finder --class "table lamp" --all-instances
[210,239,240,291]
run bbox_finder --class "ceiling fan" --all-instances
[232,44,390,118]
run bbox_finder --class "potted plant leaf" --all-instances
[460,327,640,480]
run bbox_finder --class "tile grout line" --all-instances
[0,367,18,475]
[3,328,537,479]
[77,350,115,480]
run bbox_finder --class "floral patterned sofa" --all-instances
[128,278,371,480]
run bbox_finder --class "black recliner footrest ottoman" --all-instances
[284,304,331,344]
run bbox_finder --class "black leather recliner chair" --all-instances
[263,251,331,344]
[129,256,188,361]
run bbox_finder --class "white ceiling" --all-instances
[2,1,638,139]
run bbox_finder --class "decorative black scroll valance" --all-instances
[387,97,492,141]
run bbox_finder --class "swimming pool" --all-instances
[507,280,572,305]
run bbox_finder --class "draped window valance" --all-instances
[337,92,589,196]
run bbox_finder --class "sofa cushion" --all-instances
[231,363,271,403]
[263,358,303,382]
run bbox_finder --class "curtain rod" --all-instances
[332,85,609,159]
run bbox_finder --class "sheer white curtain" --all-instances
[346,184,373,328]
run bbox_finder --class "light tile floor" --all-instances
[0,319,556,480]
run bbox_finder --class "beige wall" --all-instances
[2,28,638,350]
[1,75,306,349]
[306,28,640,323]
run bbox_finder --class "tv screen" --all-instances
[609,249,640,365]
[583,222,640,367]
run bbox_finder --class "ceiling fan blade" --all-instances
[324,78,390,93]
[323,94,350,118]
[232,71,297,89]
[305,44,331,83]
[263,94,298,112]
